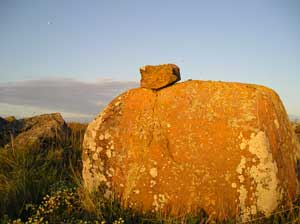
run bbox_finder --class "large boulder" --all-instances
[4,113,70,150]
[82,65,300,221]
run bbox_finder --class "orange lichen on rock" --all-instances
[82,65,300,221]
[140,64,180,89]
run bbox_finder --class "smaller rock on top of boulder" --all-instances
[140,64,181,90]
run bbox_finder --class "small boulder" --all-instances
[5,113,70,150]
[140,64,181,90]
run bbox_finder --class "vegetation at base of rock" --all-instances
[0,120,83,223]
[0,119,300,223]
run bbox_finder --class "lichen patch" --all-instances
[104,132,111,139]
[274,119,279,129]
[149,167,158,178]
[236,131,281,221]
[92,153,98,160]
[96,146,103,153]
[106,149,112,158]
[82,109,109,192]
[236,156,246,174]
[247,131,280,216]
[152,194,167,211]
[238,175,245,183]
[237,185,248,220]
[133,189,140,194]
[150,180,156,188]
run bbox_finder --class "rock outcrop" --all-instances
[1,113,70,150]
[82,65,300,221]
[140,64,180,89]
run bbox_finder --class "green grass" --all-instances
[0,148,61,219]
[0,122,84,223]
[0,122,300,223]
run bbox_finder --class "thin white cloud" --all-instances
[0,78,138,122]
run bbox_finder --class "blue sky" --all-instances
[0,0,299,118]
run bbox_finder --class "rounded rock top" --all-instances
[140,64,181,90]
[82,67,300,221]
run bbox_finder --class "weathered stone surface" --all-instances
[82,80,300,221]
[3,113,70,150]
[140,64,180,89]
